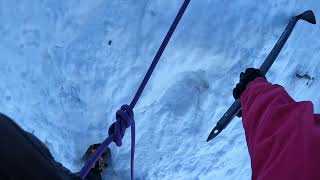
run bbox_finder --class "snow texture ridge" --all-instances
[0,0,319,179]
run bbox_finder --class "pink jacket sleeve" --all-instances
[240,77,320,180]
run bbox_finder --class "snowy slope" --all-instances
[0,0,319,179]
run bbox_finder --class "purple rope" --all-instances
[130,0,191,108]
[79,105,134,179]
[79,0,191,179]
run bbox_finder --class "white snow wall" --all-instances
[0,0,319,179]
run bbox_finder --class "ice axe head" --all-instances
[297,10,316,24]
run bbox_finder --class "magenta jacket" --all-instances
[240,77,320,180]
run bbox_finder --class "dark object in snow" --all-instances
[207,10,317,142]
[83,144,112,180]
[296,73,314,80]
[296,73,315,86]
[108,40,112,45]
[0,113,107,180]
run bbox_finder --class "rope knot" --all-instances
[108,104,134,146]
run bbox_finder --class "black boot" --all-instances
[83,144,112,179]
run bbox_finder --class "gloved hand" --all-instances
[233,68,266,117]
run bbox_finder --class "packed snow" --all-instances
[0,0,319,179]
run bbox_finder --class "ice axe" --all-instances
[207,10,316,142]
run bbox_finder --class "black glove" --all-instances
[233,68,266,117]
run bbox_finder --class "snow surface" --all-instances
[0,0,320,179]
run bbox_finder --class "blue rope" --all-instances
[79,0,191,179]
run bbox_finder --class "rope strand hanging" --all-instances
[79,0,191,179]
